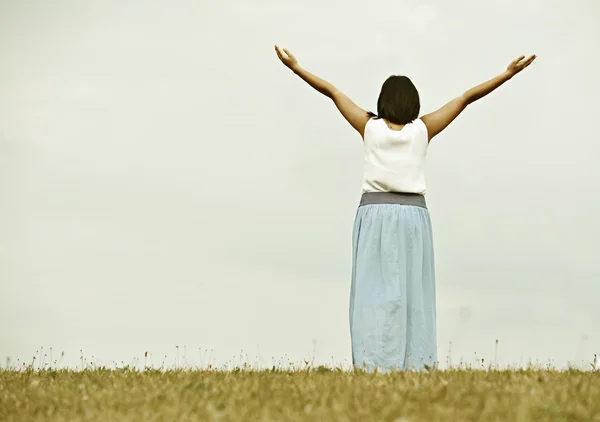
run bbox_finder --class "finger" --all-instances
[523,59,535,69]
[513,55,526,65]
[521,55,536,68]
[283,48,292,57]
[275,46,283,60]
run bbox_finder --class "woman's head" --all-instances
[369,75,420,125]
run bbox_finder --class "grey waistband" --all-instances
[359,192,427,209]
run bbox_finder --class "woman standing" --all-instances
[275,45,536,372]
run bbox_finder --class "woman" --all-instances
[274,45,536,372]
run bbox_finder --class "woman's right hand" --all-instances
[506,54,537,77]
[275,45,299,71]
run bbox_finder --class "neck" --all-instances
[383,118,406,131]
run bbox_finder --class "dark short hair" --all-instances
[368,75,420,125]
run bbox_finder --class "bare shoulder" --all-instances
[330,91,371,140]
[420,96,468,142]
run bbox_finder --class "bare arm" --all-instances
[421,54,536,141]
[275,45,370,139]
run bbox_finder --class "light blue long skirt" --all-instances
[349,200,437,372]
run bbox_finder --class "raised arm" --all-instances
[421,54,536,141]
[275,45,370,139]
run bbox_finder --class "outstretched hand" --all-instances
[506,54,536,77]
[275,45,299,71]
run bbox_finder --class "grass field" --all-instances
[2,363,600,422]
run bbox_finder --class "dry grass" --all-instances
[2,364,600,422]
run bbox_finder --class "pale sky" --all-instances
[1,0,599,370]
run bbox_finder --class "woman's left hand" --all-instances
[275,45,299,71]
[505,54,536,78]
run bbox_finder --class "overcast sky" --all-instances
[2,0,599,370]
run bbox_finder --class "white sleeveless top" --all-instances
[361,117,429,194]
